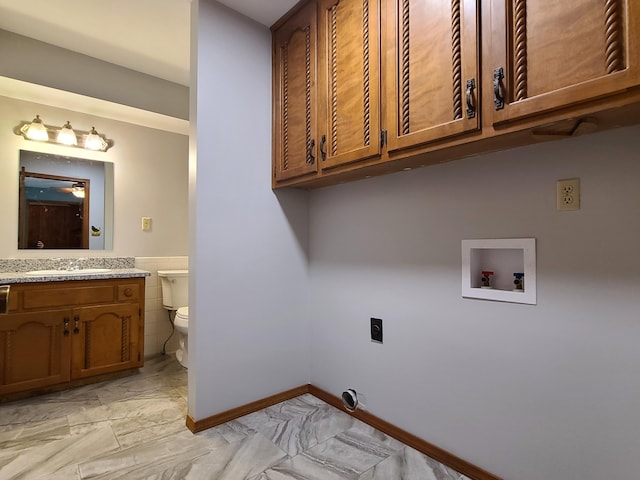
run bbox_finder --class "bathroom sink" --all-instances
[25,268,112,276]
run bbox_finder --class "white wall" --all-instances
[308,125,640,480]
[188,0,310,419]
[0,95,189,257]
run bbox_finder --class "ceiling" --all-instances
[0,0,298,87]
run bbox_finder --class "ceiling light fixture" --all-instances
[14,115,114,152]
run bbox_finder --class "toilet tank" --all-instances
[157,270,188,310]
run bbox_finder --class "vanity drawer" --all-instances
[117,283,140,301]
[22,284,115,310]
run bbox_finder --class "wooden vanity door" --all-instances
[71,303,143,379]
[0,311,71,395]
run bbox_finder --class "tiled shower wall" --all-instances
[135,256,188,357]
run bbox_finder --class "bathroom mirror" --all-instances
[18,150,114,250]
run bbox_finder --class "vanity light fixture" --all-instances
[14,115,114,152]
[24,115,49,141]
[57,121,78,146]
[84,127,107,151]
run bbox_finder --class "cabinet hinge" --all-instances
[380,130,388,148]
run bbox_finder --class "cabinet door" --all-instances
[383,0,480,152]
[489,0,640,125]
[317,0,381,169]
[0,311,71,395]
[273,1,319,183]
[71,303,143,379]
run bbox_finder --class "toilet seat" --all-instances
[174,307,188,330]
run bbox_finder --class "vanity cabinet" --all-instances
[272,0,640,188]
[488,0,640,126]
[0,278,144,397]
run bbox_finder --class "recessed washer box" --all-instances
[461,238,536,305]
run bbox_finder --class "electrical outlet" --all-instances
[556,178,580,211]
[141,216,152,231]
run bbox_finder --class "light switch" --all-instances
[141,217,152,231]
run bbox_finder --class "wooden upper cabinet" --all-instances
[273,1,318,183]
[489,0,640,125]
[317,0,381,169]
[383,0,480,152]
[272,0,640,188]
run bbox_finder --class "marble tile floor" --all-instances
[0,355,470,480]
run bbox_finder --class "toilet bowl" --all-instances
[173,307,189,367]
[157,270,189,368]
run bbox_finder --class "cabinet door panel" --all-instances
[273,2,319,182]
[318,0,381,168]
[0,312,71,395]
[490,0,640,125]
[71,304,142,379]
[384,0,480,152]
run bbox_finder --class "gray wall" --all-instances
[189,3,640,479]
[188,0,310,418]
[308,125,640,480]
[0,29,189,120]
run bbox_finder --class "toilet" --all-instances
[157,270,189,368]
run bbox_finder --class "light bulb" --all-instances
[25,115,49,141]
[85,127,105,150]
[57,121,77,146]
